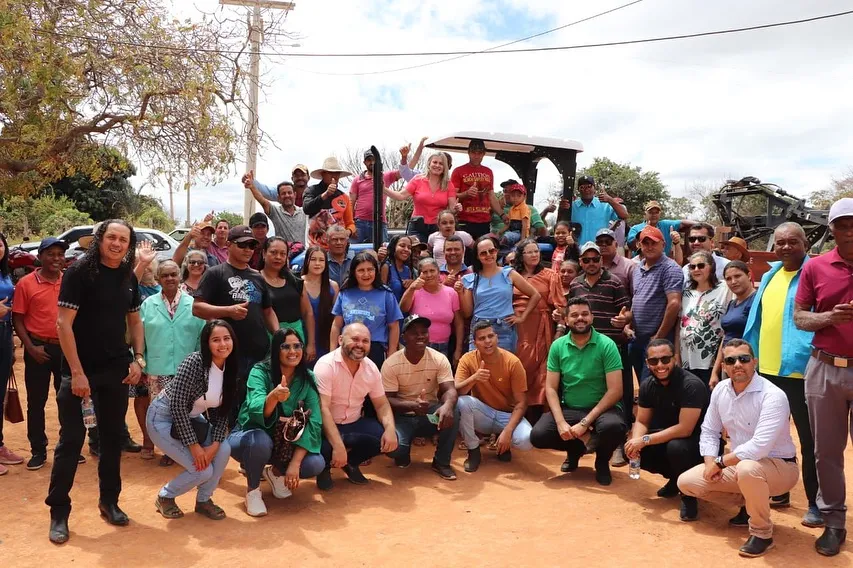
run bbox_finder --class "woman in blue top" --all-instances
[331,251,403,368]
[300,246,339,363]
[0,231,21,472]
[460,236,541,351]
[709,260,756,389]
[380,235,417,303]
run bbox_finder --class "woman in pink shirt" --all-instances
[386,152,458,242]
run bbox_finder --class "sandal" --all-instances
[194,499,226,520]
[155,496,184,519]
[159,455,174,467]
[487,434,498,451]
[140,448,155,460]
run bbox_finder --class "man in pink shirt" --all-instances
[314,322,398,490]
[349,149,402,244]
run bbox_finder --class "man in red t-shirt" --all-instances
[451,139,502,240]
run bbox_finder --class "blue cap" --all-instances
[38,237,69,254]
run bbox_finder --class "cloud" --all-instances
[148,0,853,224]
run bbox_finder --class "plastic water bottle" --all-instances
[628,456,641,480]
[81,397,97,430]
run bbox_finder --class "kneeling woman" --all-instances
[228,329,325,517]
[147,319,237,520]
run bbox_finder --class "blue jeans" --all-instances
[469,317,517,352]
[429,342,449,358]
[387,403,460,466]
[354,219,388,244]
[628,337,652,387]
[146,395,231,502]
[320,417,386,467]
[227,427,326,489]
[456,395,533,451]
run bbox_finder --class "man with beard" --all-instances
[625,339,707,521]
[45,220,144,544]
[314,323,398,490]
[794,198,853,556]
[382,315,459,480]
[565,175,629,246]
[247,163,308,207]
[531,297,625,485]
[243,170,307,245]
[678,340,799,558]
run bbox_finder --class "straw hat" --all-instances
[722,236,750,262]
[310,157,353,180]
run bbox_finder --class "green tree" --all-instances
[212,211,243,228]
[0,194,92,239]
[809,169,853,209]
[127,195,174,232]
[579,157,671,225]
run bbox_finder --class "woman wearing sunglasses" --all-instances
[228,328,325,517]
[180,250,208,297]
[459,236,541,351]
[676,251,729,386]
[709,261,755,389]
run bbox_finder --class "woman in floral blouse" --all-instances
[676,250,729,386]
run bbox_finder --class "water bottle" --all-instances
[628,456,641,480]
[81,397,97,430]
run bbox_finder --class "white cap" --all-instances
[579,241,601,255]
[828,197,853,224]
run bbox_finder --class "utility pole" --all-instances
[220,0,297,223]
[185,160,192,225]
[168,175,175,223]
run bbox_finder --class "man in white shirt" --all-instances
[678,339,799,558]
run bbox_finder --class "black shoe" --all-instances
[464,447,482,473]
[431,460,457,481]
[594,460,612,486]
[27,454,47,471]
[738,536,774,558]
[680,496,698,522]
[98,502,129,526]
[77,454,86,464]
[122,438,142,453]
[561,452,580,473]
[657,479,680,498]
[729,506,750,527]
[316,468,334,491]
[815,527,847,557]
[497,449,512,463]
[394,455,411,468]
[48,517,69,544]
[770,492,790,509]
[88,445,99,458]
[342,464,369,485]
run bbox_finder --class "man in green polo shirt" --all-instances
[530,296,626,485]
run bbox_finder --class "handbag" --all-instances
[271,401,310,470]
[3,368,24,424]
[170,395,211,443]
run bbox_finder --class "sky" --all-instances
[149,0,853,224]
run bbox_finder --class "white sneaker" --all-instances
[263,465,293,499]
[245,488,267,517]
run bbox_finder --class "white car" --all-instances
[58,225,180,263]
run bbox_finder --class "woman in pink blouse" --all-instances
[386,152,458,242]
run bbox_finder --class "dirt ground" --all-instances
[1,347,852,567]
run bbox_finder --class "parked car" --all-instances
[57,225,180,264]
[169,227,191,242]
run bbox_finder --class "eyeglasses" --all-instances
[688,262,707,270]
[234,241,257,249]
[188,260,205,266]
[646,356,673,366]
[280,343,304,352]
[478,248,497,258]
[688,236,708,243]
[724,354,753,365]
[580,256,601,264]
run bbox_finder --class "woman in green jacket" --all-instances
[228,328,324,517]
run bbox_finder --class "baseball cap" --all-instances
[828,197,853,223]
[505,183,527,195]
[644,200,663,212]
[38,237,69,254]
[595,228,616,241]
[402,314,431,333]
[249,212,268,228]
[580,242,601,255]
[500,179,520,189]
[363,149,374,160]
[197,221,215,233]
[468,139,486,152]
[291,164,309,174]
[577,175,595,186]
[227,225,257,244]
[638,225,665,243]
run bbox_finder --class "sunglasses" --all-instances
[646,356,673,366]
[234,241,257,249]
[688,262,707,271]
[724,354,753,365]
[478,248,498,258]
[688,236,708,243]
[581,256,601,264]
[187,260,205,266]
[280,342,304,352]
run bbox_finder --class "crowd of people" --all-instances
[0,140,851,559]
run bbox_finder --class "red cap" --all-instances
[638,225,664,243]
[505,183,527,195]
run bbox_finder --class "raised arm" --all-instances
[243,170,272,215]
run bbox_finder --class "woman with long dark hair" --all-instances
[709,260,756,389]
[228,329,325,516]
[0,231,20,474]
[380,234,417,302]
[331,251,403,368]
[260,236,316,362]
[147,320,238,520]
[459,236,541,351]
[301,246,338,362]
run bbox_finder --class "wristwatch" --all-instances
[134,353,147,370]
[642,435,651,446]
[579,417,590,429]
[714,456,725,470]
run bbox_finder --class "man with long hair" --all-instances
[46,220,145,544]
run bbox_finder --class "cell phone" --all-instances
[427,412,440,425]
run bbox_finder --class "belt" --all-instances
[30,333,61,345]
[811,348,852,369]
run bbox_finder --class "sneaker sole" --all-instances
[801,518,825,528]
[27,462,47,471]
[0,459,24,465]
[262,467,292,499]
[246,508,267,518]
[431,466,457,481]
[738,542,774,558]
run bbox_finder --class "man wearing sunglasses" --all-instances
[681,223,729,285]
[625,339,707,521]
[678,339,799,558]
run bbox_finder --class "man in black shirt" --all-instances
[193,225,277,415]
[46,220,144,544]
[624,339,708,522]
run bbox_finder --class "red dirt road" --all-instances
[1,349,852,567]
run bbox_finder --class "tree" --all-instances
[0,194,92,239]
[0,0,290,195]
[809,169,853,209]
[212,210,243,228]
[579,158,671,225]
